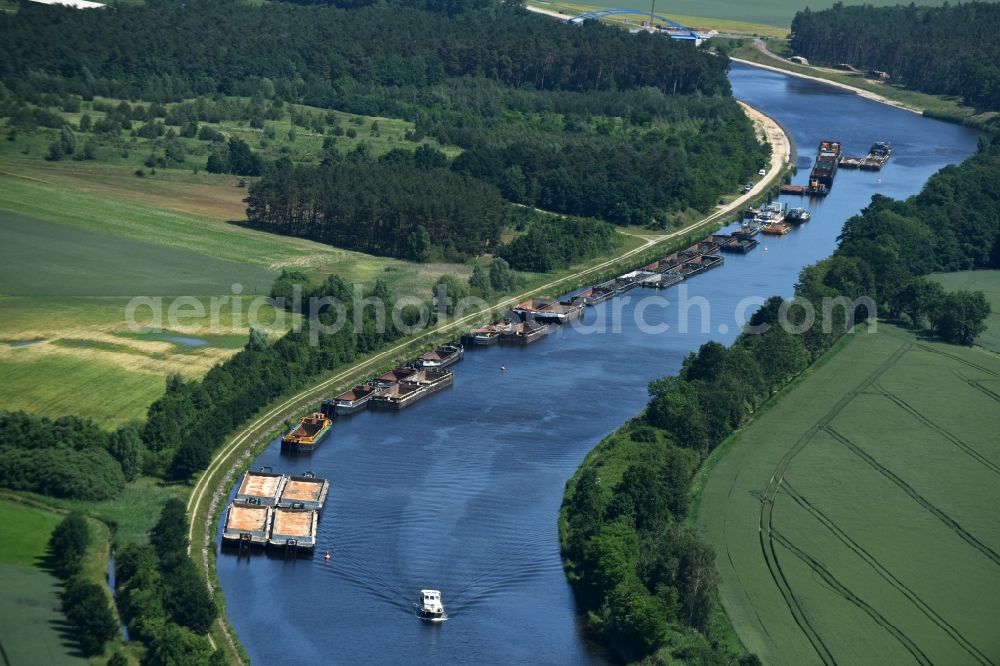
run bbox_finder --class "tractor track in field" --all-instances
[872,382,1000,477]
[826,426,1000,568]
[756,343,912,664]
[916,343,1000,378]
[771,529,932,666]
[959,373,1000,405]
[783,481,994,665]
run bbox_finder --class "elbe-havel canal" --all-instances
[215,64,980,664]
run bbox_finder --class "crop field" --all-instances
[0,499,88,666]
[697,325,1000,664]
[931,270,1000,353]
[0,152,468,425]
[531,0,962,28]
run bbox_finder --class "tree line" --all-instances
[116,499,223,665]
[244,156,504,261]
[790,2,1000,112]
[560,137,998,663]
[48,513,120,657]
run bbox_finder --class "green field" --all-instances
[0,132,468,425]
[931,270,1000,354]
[532,0,963,28]
[697,324,1000,664]
[0,500,88,666]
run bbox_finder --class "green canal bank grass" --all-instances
[0,497,124,665]
[695,323,1000,664]
[930,269,1000,354]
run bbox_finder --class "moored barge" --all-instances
[733,223,760,240]
[463,320,510,346]
[786,208,811,224]
[278,474,330,511]
[639,272,685,289]
[369,382,427,410]
[808,139,841,195]
[512,298,584,324]
[332,384,379,415]
[404,369,454,395]
[236,469,287,506]
[761,222,792,235]
[572,286,614,305]
[281,412,333,453]
[418,343,464,369]
[704,234,738,252]
[373,366,418,388]
[268,507,318,553]
[221,502,273,548]
[499,320,550,345]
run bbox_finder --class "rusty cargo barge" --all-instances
[222,469,330,554]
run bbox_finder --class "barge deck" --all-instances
[278,475,330,511]
[221,503,273,548]
[268,507,318,553]
[236,469,287,506]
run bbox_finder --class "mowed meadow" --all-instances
[697,321,1000,664]
[0,99,472,427]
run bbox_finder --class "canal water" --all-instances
[215,64,980,665]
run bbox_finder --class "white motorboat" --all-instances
[418,589,445,621]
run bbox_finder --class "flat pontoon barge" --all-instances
[268,507,318,554]
[221,503,273,548]
[278,475,330,511]
[235,469,287,506]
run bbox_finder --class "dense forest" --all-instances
[244,157,504,261]
[0,0,767,240]
[560,139,998,663]
[790,2,1000,111]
